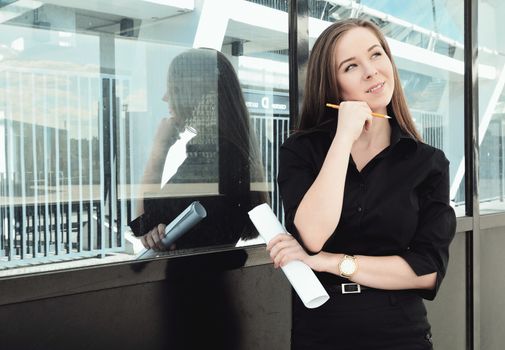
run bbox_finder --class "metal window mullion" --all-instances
[127,85,134,226]
[65,75,73,253]
[5,71,16,261]
[1,173,5,257]
[87,77,94,252]
[17,72,27,259]
[42,75,50,256]
[109,79,116,250]
[464,0,480,349]
[269,116,275,196]
[288,0,309,129]
[98,78,106,256]
[77,77,84,253]
[279,117,288,219]
[0,70,5,258]
[287,0,308,225]
[54,74,62,256]
[30,74,39,257]
[118,80,128,248]
[276,118,284,217]
[263,118,271,194]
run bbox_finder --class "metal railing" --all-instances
[251,114,290,223]
[0,69,132,268]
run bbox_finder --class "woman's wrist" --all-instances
[331,132,354,152]
[315,251,344,274]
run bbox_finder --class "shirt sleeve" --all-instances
[399,150,457,300]
[277,138,317,251]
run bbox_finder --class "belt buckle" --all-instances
[341,283,361,294]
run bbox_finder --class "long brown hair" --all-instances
[298,18,422,141]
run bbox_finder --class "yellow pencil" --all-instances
[325,103,391,119]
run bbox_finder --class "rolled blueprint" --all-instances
[136,201,207,260]
[248,203,329,309]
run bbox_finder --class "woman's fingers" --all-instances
[140,235,149,249]
[144,231,156,250]
[156,224,167,250]
[266,233,290,251]
[268,237,297,259]
[267,234,307,268]
[273,246,306,268]
[150,228,163,251]
[141,224,168,251]
[337,101,374,141]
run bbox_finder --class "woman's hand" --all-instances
[266,233,326,272]
[140,224,176,251]
[335,101,373,143]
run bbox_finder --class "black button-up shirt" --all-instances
[278,118,456,300]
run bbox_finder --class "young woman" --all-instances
[267,19,456,349]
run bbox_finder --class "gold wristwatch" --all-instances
[338,254,358,278]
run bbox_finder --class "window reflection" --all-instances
[129,48,269,253]
[0,0,287,274]
[478,0,505,214]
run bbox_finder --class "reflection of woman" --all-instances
[267,19,456,349]
[129,48,267,251]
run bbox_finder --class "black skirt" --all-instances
[291,287,434,350]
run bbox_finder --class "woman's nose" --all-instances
[363,64,378,80]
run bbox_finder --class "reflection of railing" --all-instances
[251,114,290,224]
[480,118,505,204]
[0,70,131,268]
[410,109,444,151]
[0,66,290,268]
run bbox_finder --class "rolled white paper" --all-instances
[136,201,207,260]
[248,203,329,309]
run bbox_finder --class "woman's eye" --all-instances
[371,52,382,59]
[344,64,357,72]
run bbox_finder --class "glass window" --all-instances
[478,0,505,214]
[308,0,465,216]
[0,0,288,275]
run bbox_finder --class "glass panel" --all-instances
[478,0,505,214]
[0,0,288,275]
[425,232,465,350]
[308,0,465,216]
[481,227,505,348]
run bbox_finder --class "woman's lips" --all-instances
[366,81,385,93]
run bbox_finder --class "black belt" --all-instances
[326,283,374,294]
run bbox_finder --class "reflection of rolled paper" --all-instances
[248,203,329,309]
[136,201,207,260]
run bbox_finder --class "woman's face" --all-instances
[333,27,394,115]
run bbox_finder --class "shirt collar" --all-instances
[389,117,418,152]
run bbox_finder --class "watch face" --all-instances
[340,258,356,275]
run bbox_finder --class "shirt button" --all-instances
[357,206,363,212]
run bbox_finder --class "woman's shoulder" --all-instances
[415,142,450,168]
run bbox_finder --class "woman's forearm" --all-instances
[316,251,436,291]
[294,135,353,252]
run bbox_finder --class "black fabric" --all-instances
[291,289,434,350]
[278,117,456,301]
